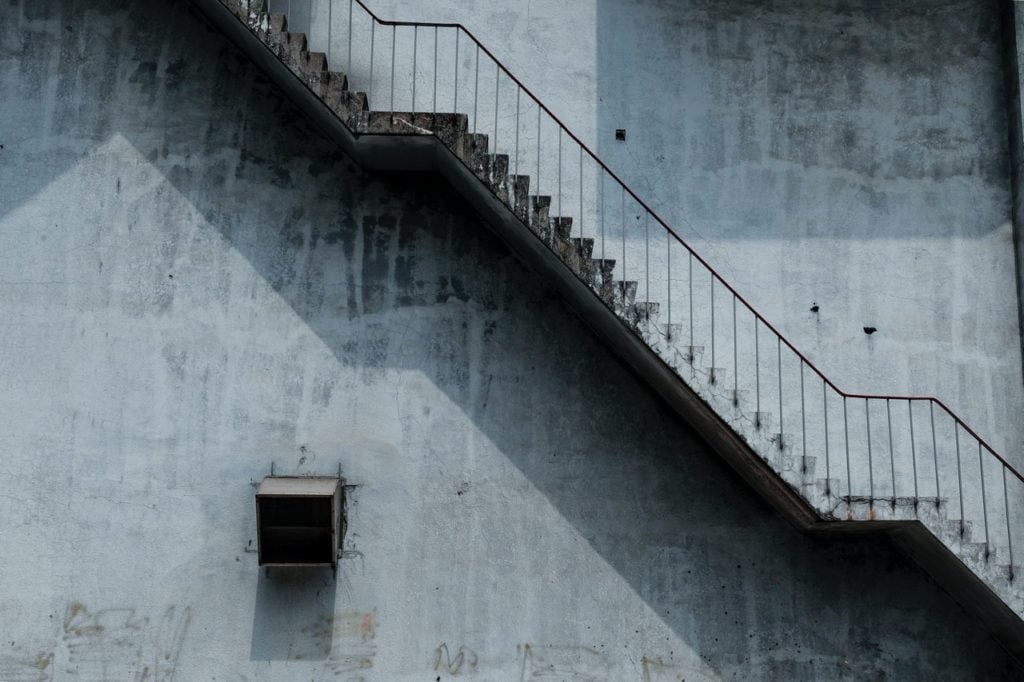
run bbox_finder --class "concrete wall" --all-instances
[347,0,1024,469]
[0,0,1020,678]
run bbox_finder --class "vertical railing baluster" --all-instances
[327,0,332,66]
[1003,466,1014,581]
[710,276,715,383]
[453,30,459,112]
[390,25,395,112]
[557,130,562,222]
[412,26,417,113]
[600,172,605,262]
[800,360,806,468]
[621,187,626,286]
[347,0,353,76]
[979,441,989,558]
[473,44,479,135]
[955,421,964,536]
[668,232,673,334]
[886,398,895,506]
[866,398,873,503]
[432,26,437,114]
[930,401,940,507]
[732,296,737,404]
[777,338,783,449]
[368,20,375,108]
[579,147,584,241]
[844,396,851,504]
[536,106,541,223]
[909,400,919,506]
[514,88,520,206]
[824,381,831,497]
[754,319,760,423]
[644,214,650,315]
[494,63,499,151]
[688,253,694,361]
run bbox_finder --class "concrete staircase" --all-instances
[191,0,1024,663]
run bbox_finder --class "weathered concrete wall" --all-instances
[0,0,1019,678]
[354,0,1024,469]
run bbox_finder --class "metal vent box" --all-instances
[255,476,341,568]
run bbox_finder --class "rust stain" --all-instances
[359,611,374,640]
[63,602,104,638]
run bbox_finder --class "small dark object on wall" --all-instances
[864,326,877,335]
[615,129,626,141]
[256,476,342,568]
[810,303,819,313]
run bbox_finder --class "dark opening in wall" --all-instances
[256,477,341,568]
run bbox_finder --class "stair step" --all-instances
[570,237,594,261]
[528,195,550,232]
[550,216,573,242]
[454,132,489,172]
[509,175,530,218]
[613,280,638,309]
[303,50,327,75]
[321,73,366,115]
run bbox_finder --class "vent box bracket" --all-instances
[255,476,341,568]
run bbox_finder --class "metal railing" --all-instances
[265,0,1023,581]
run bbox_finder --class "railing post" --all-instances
[955,421,964,536]
[454,30,459,112]
[754,319,760,423]
[368,20,375,109]
[777,338,783,449]
[710,275,715,383]
[844,396,851,504]
[473,44,479,134]
[494,63,499,151]
[668,233,673,334]
[600,171,605,262]
[536,106,541,215]
[688,252,694,362]
[979,441,989,559]
[621,186,626,286]
[800,360,806,468]
[732,295,737,405]
[823,381,831,497]
[390,24,395,112]
[514,88,520,192]
[348,0,353,77]
[412,25,417,113]
[909,400,919,508]
[866,397,873,503]
[579,148,584,241]
[644,214,650,315]
[1003,465,1014,581]
[432,26,437,114]
[930,401,940,507]
[886,398,895,507]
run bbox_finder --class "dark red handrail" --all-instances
[348,0,1024,484]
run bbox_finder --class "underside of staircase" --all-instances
[188,0,1024,665]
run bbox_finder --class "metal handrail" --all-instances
[328,0,1024,487]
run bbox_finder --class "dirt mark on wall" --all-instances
[62,602,191,681]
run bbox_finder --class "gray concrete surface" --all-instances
[0,0,1021,678]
